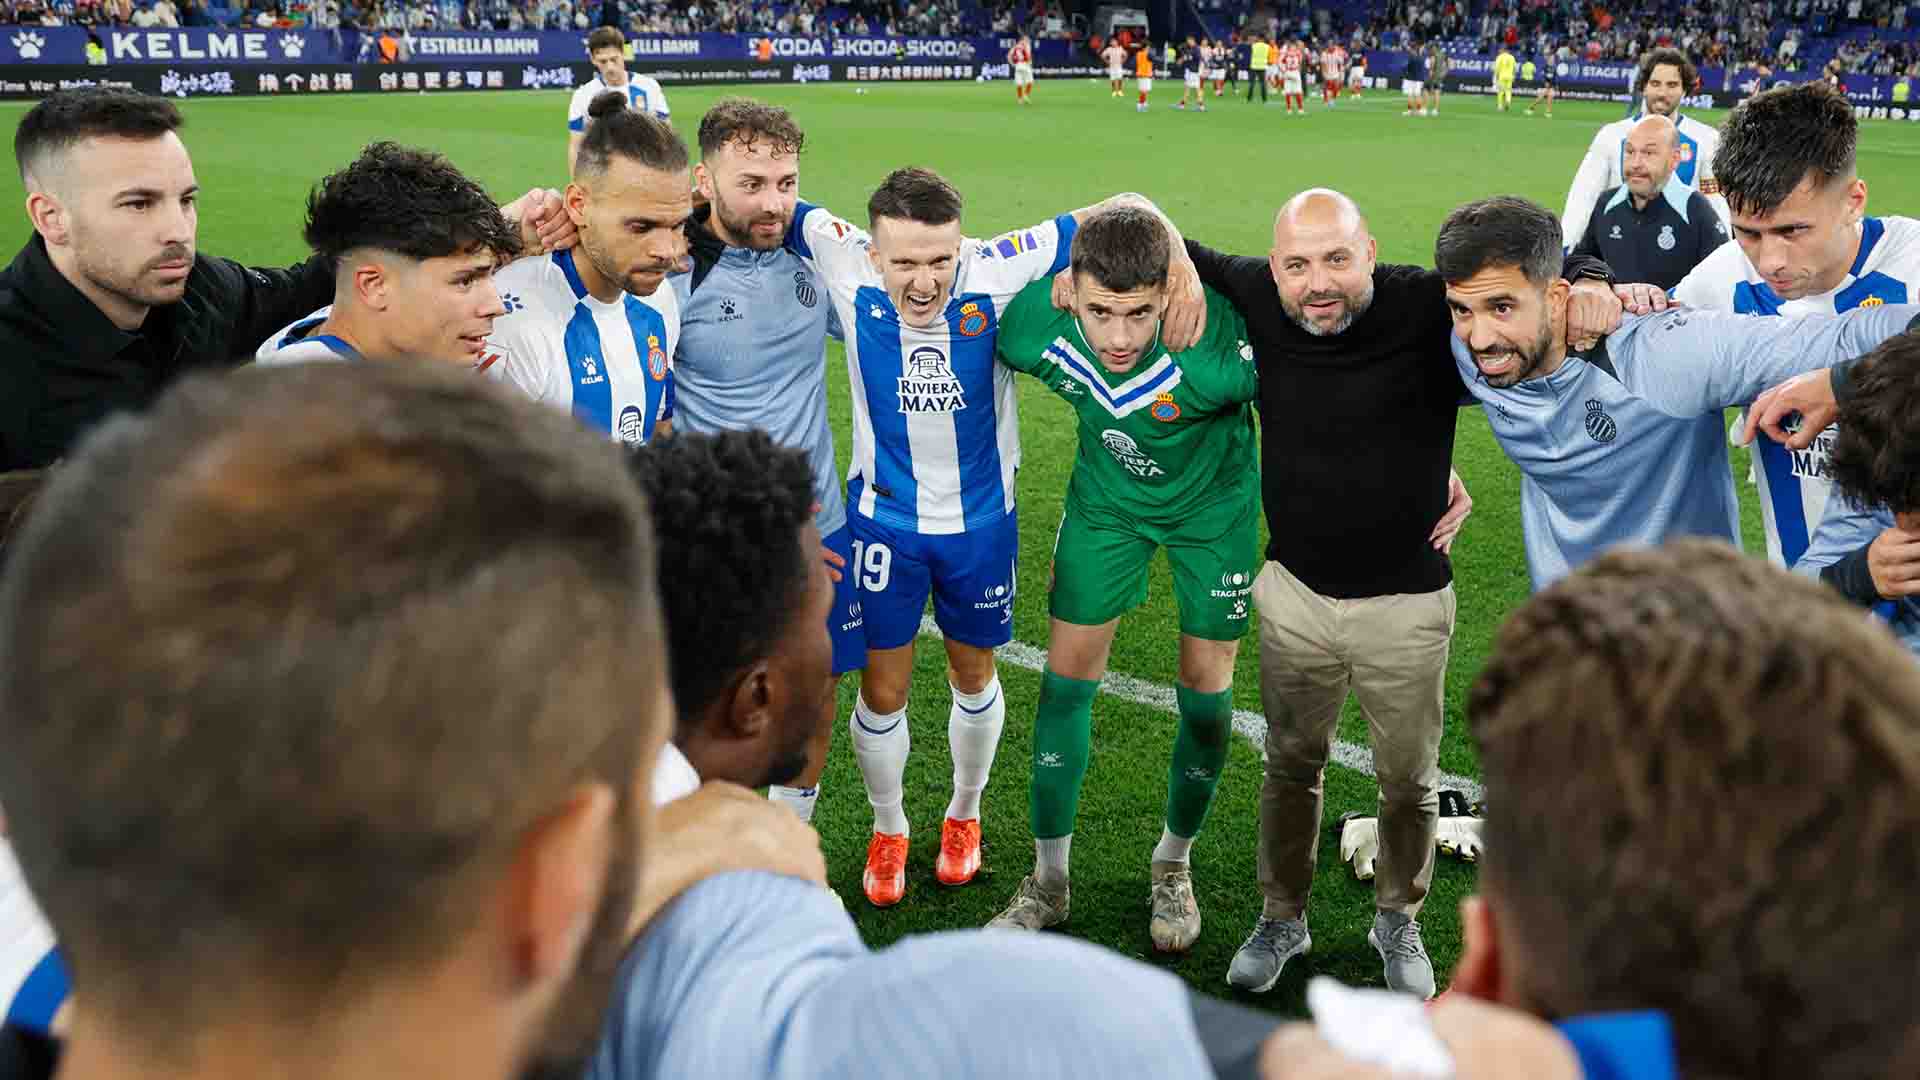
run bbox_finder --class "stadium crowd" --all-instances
[4,14,1920,1074]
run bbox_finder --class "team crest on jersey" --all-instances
[1150,393,1181,422]
[1657,225,1676,251]
[1609,224,1623,240]
[897,346,967,413]
[1679,142,1694,162]
[617,405,646,446]
[647,334,667,380]
[1860,295,1886,308]
[957,302,989,337]
[794,271,818,308]
[1584,399,1618,444]
[1101,428,1166,478]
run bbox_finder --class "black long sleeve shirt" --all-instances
[0,234,334,470]
[1187,240,1612,599]
[1188,241,1464,598]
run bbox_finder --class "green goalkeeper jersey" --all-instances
[996,280,1259,526]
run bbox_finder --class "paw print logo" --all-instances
[277,33,305,59]
[501,292,523,314]
[719,297,737,317]
[11,32,46,59]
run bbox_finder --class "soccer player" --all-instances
[780,169,1201,908]
[486,93,687,447]
[567,27,669,174]
[1134,41,1155,112]
[1560,48,1722,249]
[1278,37,1306,114]
[1674,83,1920,572]
[982,206,1257,954]
[1347,51,1366,98]
[1493,44,1517,111]
[670,98,857,822]
[1009,34,1034,105]
[1525,54,1554,117]
[1321,41,1347,108]
[1232,34,1250,94]
[1102,38,1125,97]
[1402,42,1427,116]
[1177,36,1205,112]
[256,143,522,366]
[1208,38,1227,97]
[1795,332,1920,658]
[1425,42,1449,116]
[1438,195,1919,590]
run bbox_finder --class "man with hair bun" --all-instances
[485,93,689,448]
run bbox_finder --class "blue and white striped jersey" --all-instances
[567,73,669,129]
[786,201,1077,535]
[1673,215,1920,568]
[1,839,61,1035]
[254,306,362,365]
[481,250,679,448]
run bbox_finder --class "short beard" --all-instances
[711,191,788,252]
[1284,280,1375,337]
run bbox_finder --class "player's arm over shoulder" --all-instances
[1179,285,1258,405]
[784,201,872,283]
[994,280,1074,389]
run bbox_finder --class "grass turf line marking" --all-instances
[917,614,1485,802]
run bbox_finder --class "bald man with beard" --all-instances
[1570,114,1727,292]
[1177,190,1627,998]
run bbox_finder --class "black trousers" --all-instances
[1248,68,1267,100]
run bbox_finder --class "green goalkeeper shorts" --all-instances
[1046,490,1261,641]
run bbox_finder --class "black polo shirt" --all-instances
[0,234,334,470]
[1571,180,1726,292]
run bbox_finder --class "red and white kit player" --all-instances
[1321,44,1347,106]
[1278,40,1306,114]
[1009,35,1035,104]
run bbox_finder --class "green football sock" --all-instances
[1165,684,1233,839]
[1031,669,1099,839]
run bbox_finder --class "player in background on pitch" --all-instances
[985,206,1258,956]
[1493,43,1517,112]
[1525,53,1555,117]
[486,94,686,448]
[1675,83,1920,572]
[1277,37,1306,115]
[1103,37,1126,98]
[1321,41,1348,108]
[1135,41,1156,112]
[1207,38,1228,97]
[567,28,669,175]
[1402,41,1428,116]
[1561,47,1723,250]
[1347,51,1367,99]
[778,169,1204,909]
[1424,41,1449,116]
[1009,35,1035,106]
[1176,36,1206,112]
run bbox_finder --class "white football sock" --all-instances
[1036,835,1072,888]
[767,784,819,824]
[851,695,910,836]
[945,675,1005,821]
[1152,826,1195,866]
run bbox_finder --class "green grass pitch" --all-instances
[6,80,1917,1015]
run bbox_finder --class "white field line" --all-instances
[916,614,1484,802]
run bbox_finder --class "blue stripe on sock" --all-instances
[956,688,1001,716]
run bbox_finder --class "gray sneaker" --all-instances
[1226,916,1310,993]
[1369,910,1436,999]
[987,875,1070,931]
[1148,860,1201,953]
